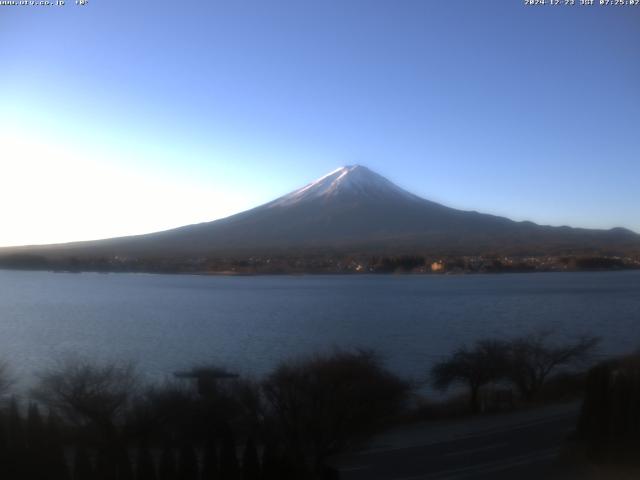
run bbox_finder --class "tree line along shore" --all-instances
[0,252,638,275]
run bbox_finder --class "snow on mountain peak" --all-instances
[269,165,418,208]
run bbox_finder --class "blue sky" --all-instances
[1,0,638,246]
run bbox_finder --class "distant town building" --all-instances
[431,261,445,272]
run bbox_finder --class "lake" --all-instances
[1,269,639,390]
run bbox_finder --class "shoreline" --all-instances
[1,266,639,277]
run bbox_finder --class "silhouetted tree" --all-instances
[131,381,198,445]
[73,446,94,480]
[158,445,176,480]
[6,398,27,478]
[45,411,70,480]
[578,354,640,462]
[136,443,157,480]
[508,332,600,401]
[506,332,599,401]
[0,413,8,479]
[223,378,264,436]
[201,439,219,480]
[95,447,117,480]
[26,403,48,479]
[35,357,138,480]
[8,398,25,449]
[116,447,134,480]
[33,358,138,441]
[431,340,509,413]
[263,349,410,472]
[241,437,260,480]
[90,444,132,480]
[260,442,279,480]
[219,425,240,480]
[27,403,45,449]
[177,442,198,480]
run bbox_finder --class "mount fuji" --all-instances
[2,165,639,260]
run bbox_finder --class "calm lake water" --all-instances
[1,269,639,389]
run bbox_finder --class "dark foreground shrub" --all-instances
[578,354,640,463]
[263,349,411,472]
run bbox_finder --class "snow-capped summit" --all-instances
[269,165,419,207]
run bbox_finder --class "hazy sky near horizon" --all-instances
[1,1,639,247]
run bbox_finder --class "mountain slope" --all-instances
[2,165,639,259]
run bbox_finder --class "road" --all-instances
[335,404,580,480]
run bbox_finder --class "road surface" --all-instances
[335,403,580,480]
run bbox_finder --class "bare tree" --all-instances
[127,379,198,441]
[506,332,600,401]
[128,370,263,446]
[32,357,138,439]
[431,340,509,413]
[263,349,410,473]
